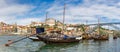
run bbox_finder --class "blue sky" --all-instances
[1,0,120,25]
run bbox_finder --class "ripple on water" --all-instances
[0,36,45,52]
[0,36,120,52]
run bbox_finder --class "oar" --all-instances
[4,34,38,46]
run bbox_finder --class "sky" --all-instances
[1,0,120,26]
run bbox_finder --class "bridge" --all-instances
[86,22,120,26]
[77,22,120,35]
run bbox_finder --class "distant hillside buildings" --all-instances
[0,18,113,35]
[0,18,62,34]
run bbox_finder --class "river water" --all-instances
[0,35,120,52]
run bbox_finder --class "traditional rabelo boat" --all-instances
[93,34,109,40]
[36,3,82,44]
[82,33,93,40]
[93,18,109,40]
[37,33,82,44]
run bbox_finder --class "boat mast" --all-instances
[98,17,100,35]
[45,12,48,25]
[14,22,17,33]
[63,3,66,31]
[86,20,88,25]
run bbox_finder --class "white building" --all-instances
[46,18,56,26]
[30,22,43,27]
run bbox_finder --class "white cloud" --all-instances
[46,0,120,25]
[0,0,7,7]
[0,0,34,25]
[15,17,44,25]
[0,5,31,16]
[1,0,120,26]
[0,16,43,25]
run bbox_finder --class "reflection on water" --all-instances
[0,35,120,52]
[38,43,80,52]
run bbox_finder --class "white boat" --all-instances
[29,36,40,41]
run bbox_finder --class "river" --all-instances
[0,35,120,52]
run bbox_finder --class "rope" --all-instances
[4,34,39,46]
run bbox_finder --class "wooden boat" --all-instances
[82,33,93,40]
[93,18,109,40]
[36,34,82,44]
[113,35,117,39]
[36,3,83,44]
[93,35,109,40]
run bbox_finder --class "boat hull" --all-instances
[93,36,109,40]
[36,35,82,44]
